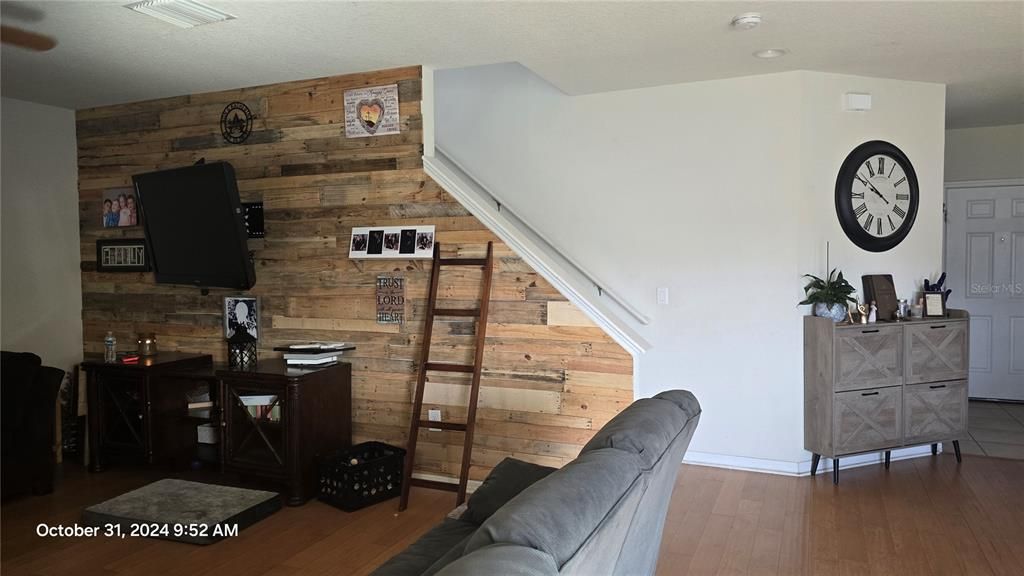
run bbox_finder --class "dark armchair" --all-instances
[2,351,65,500]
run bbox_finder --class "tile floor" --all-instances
[945,400,1024,460]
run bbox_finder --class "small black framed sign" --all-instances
[923,291,946,317]
[96,238,151,272]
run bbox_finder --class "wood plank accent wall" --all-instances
[76,66,633,480]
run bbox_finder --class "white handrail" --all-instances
[433,147,651,327]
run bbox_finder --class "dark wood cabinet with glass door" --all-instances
[218,360,351,505]
[83,352,213,472]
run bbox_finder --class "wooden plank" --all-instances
[422,382,561,414]
[271,315,400,334]
[546,301,596,327]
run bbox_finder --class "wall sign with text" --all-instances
[96,239,151,272]
[344,84,400,138]
[349,225,434,259]
[376,276,405,324]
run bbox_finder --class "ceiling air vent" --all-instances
[125,0,235,28]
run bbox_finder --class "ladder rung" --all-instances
[433,308,481,317]
[424,362,475,373]
[410,478,459,492]
[439,258,487,267]
[418,420,467,431]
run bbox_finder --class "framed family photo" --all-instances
[96,239,150,272]
[224,296,259,339]
[102,187,140,228]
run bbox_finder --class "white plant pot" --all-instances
[814,302,848,323]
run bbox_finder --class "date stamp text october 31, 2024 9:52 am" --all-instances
[35,523,239,539]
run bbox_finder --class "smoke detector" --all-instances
[754,48,787,59]
[125,0,236,28]
[731,13,762,30]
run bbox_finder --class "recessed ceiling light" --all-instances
[731,13,762,30]
[125,0,235,29]
[754,48,787,59]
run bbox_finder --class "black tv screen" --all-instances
[133,162,255,289]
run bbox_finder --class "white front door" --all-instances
[945,180,1024,401]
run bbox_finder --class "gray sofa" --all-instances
[373,390,701,576]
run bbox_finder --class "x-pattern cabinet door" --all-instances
[905,322,968,384]
[834,325,904,391]
[904,380,968,444]
[223,382,288,475]
[834,386,902,455]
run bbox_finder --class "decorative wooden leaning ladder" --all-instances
[399,241,494,511]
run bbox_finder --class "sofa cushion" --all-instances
[460,457,556,526]
[653,390,701,419]
[370,518,478,576]
[463,447,642,567]
[434,544,558,576]
[579,397,688,469]
[421,532,474,576]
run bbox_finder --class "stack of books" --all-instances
[274,342,355,366]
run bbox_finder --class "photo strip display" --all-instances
[349,225,435,259]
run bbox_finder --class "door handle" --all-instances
[929,384,946,389]
[930,325,946,329]
[861,391,879,396]
[862,329,880,334]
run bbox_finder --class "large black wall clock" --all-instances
[835,140,919,252]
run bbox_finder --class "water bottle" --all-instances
[104,331,117,363]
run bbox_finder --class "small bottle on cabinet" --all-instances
[103,331,117,363]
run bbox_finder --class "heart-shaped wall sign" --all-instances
[357,99,385,134]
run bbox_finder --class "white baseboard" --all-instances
[683,444,937,477]
[413,447,939,491]
[411,471,483,493]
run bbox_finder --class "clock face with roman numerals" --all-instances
[835,141,919,252]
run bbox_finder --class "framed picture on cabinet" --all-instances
[224,296,259,339]
[923,291,946,317]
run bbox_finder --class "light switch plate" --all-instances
[428,409,441,432]
[657,287,670,305]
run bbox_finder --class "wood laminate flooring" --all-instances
[2,453,1022,575]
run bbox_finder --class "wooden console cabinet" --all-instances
[218,360,352,506]
[804,309,969,483]
[83,352,213,472]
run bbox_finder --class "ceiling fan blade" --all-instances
[1,25,57,52]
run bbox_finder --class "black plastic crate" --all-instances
[317,441,406,511]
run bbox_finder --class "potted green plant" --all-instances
[800,268,857,323]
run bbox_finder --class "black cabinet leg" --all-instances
[884,451,891,470]
[833,459,839,485]
[931,443,938,455]
[953,440,962,463]
[811,453,821,476]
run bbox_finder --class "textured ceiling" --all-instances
[2,1,1022,128]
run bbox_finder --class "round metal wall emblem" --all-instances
[220,101,254,144]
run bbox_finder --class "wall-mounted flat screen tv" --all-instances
[133,162,256,290]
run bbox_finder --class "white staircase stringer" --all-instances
[423,151,650,359]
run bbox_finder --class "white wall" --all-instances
[435,65,946,469]
[1,97,83,372]
[799,73,947,310]
[944,123,1024,182]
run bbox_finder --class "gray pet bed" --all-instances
[82,479,281,544]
